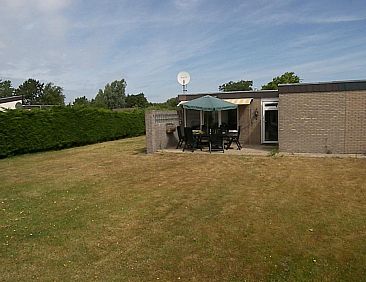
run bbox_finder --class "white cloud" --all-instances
[307,15,366,24]
[0,0,365,103]
[174,0,201,9]
[1,0,71,12]
[35,0,71,12]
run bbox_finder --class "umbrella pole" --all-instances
[237,107,239,130]
[200,110,203,131]
[184,108,187,127]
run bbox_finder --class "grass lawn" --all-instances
[0,136,365,281]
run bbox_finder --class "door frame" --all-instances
[261,98,279,144]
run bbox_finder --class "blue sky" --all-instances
[0,0,365,103]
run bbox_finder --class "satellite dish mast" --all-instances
[177,71,190,93]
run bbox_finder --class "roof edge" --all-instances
[279,79,366,94]
[279,79,366,87]
[0,95,22,103]
[177,90,279,101]
[177,89,278,96]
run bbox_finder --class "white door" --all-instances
[261,99,279,144]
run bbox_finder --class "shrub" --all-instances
[268,148,279,157]
[0,107,145,158]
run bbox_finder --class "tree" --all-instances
[126,93,149,108]
[40,83,65,105]
[15,79,65,105]
[92,89,108,108]
[15,79,44,105]
[73,96,90,107]
[95,79,127,109]
[219,80,253,92]
[0,79,15,98]
[165,97,177,108]
[149,97,177,109]
[261,72,300,90]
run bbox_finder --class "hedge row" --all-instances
[0,107,145,158]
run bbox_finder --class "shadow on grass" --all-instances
[133,147,147,155]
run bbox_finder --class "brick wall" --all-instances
[345,92,366,153]
[279,91,366,154]
[145,110,180,153]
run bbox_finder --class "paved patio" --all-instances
[160,146,366,158]
[161,144,277,156]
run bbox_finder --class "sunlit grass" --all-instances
[0,136,365,281]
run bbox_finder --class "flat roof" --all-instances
[177,79,366,101]
[178,90,278,101]
[278,79,366,94]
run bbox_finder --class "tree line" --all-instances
[74,78,177,109]
[0,78,174,109]
[1,71,301,109]
[218,72,300,92]
[0,79,65,105]
[73,79,152,109]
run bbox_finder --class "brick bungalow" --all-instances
[177,79,366,154]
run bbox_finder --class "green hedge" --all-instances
[0,107,145,158]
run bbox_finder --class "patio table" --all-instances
[193,130,208,148]
[192,130,205,135]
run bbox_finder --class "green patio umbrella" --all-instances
[182,95,237,111]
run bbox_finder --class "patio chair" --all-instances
[183,127,195,152]
[219,124,230,148]
[176,125,184,149]
[197,131,209,149]
[231,126,242,150]
[209,128,225,153]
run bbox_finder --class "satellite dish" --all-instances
[177,71,190,93]
[177,71,190,86]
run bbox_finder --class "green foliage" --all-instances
[41,83,65,105]
[165,97,178,108]
[0,79,15,98]
[261,72,301,90]
[268,148,280,157]
[148,97,177,110]
[219,80,253,91]
[0,107,145,158]
[15,78,65,105]
[73,96,90,107]
[95,79,127,109]
[15,78,44,104]
[126,93,149,108]
[92,90,108,108]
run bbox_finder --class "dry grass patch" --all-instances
[0,136,365,281]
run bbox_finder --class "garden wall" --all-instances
[145,110,180,153]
